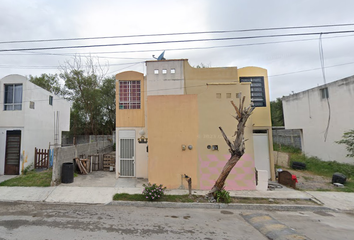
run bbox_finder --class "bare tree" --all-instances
[207,94,254,198]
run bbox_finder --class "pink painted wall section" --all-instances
[199,153,256,190]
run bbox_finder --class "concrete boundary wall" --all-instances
[272,128,302,150]
[51,141,113,185]
[62,135,113,146]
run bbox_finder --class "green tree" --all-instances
[270,98,284,126]
[98,77,116,134]
[29,73,62,95]
[30,56,115,137]
[336,130,354,158]
[59,55,116,136]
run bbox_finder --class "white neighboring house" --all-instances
[282,75,354,164]
[0,74,70,175]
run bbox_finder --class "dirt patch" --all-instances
[281,168,335,191]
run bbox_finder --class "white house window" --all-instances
[162,69,167,74]
[119,80,141,109]
[320,87,329,99]
[154,69,159,74]
[240,77,266,107]
[4,84,22,110]
[171,68,176,74]
[49,96,53,105]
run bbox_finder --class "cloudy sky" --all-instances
[1,0,354,100]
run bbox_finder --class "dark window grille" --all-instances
[240,77,266,107]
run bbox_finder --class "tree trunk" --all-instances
[209,154,240,194]
[207,95,254,198]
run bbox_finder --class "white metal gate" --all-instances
[119,130,135,177]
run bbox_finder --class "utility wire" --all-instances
[1,32,354,58]
[1,23,354,44]
[0,61,144,69]
[14,58,354,94]
[269,61,354,77]
[1,30,354,52]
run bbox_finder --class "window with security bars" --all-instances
[119,80,141,109]
[4,84,23,110]
[240,77,266,107]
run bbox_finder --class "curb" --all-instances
[108,200,334,212]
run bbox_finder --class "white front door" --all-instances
[253,133,271,179]
[118,130,135,177]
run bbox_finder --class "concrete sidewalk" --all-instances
[1,173,353,210]
[1,184,353,211]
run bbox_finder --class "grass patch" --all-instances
[113,194,316,205]
[289,154,354,179]
[336,181,354,192]
[113,193,147,201]
[0,169,52,187]
[276,143,354,192]
[290,155,354,192]
[113,193,195,202]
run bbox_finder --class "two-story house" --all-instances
[115,59,274,190]
[0,74,70,175]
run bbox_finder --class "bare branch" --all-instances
[241,96,245,113]
[219,127,235,152]
[231,101,241,118]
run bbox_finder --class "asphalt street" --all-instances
[1,202,353,240]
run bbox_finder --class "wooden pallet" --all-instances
[74,158,88,175]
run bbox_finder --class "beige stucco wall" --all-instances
[146,60,185,96]
[147,94,199,189]
[184,60,239,95]
[115,71,145,127]
[237,67,271,127]
[196,83,256,190]
[237,67,275,180]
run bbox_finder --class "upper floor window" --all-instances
[119,80,141,109]
[4,84,22,110]
[171,68,176,74]
[49,96,53,106]
[320,87,329,99]
[240,77,266,107]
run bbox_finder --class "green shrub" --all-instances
[215,189,231,203]
[336,129,354,158]
[142,183,166,201]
